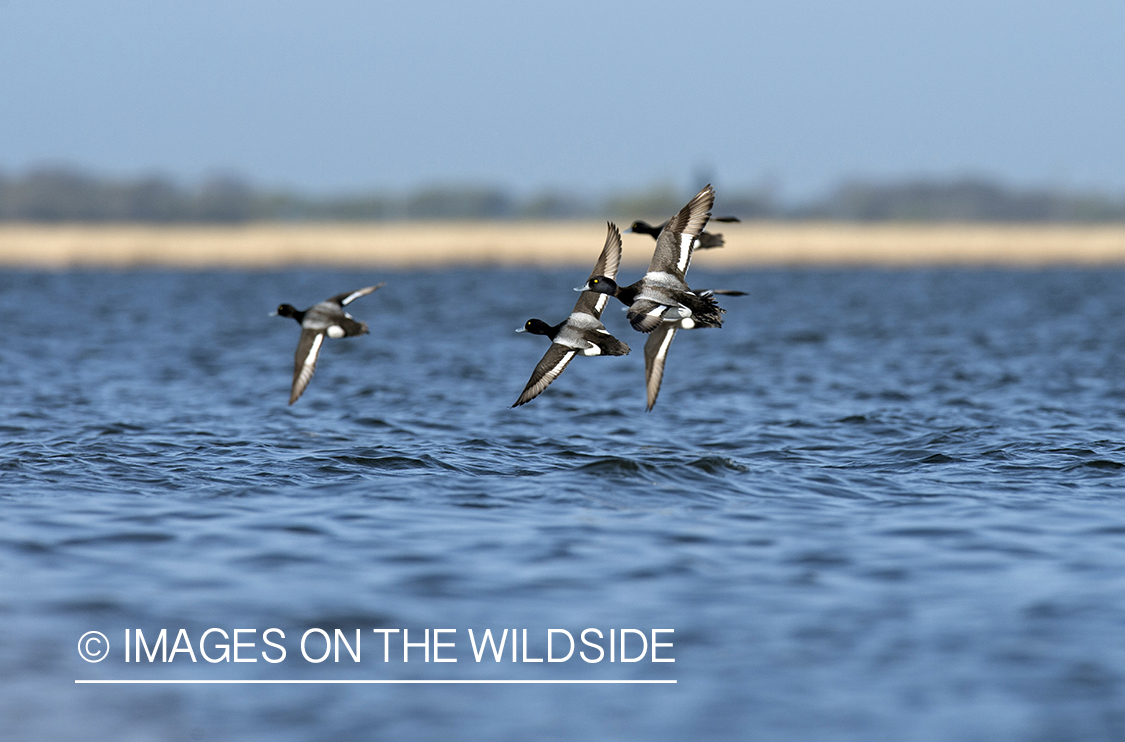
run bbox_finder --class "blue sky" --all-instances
[1,0,1122,200]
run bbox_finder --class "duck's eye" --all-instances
[591,278,600,285]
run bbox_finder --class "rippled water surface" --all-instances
[4,267,1125,741]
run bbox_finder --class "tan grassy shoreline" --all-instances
[3,222,1125,268]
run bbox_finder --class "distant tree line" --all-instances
[794,179,1125,222]
[0,167,1123,223]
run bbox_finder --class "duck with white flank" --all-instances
[630,285,749,411]
[581,185,733,410]
[584,185,722,334]
[272,283,385,405]
[512,224,630,407]
[627,215,740,249]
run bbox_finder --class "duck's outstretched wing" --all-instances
[643,322,678,411]
[290,329,326,405]
[574,223,623,318]
[649,185,714,280]
[330,282,386,307]
[512,344,577,407]
[590,222,622,282]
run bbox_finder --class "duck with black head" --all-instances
[626,214,739,249]
[272,282,385,405]
[580,185,738,410]
[513,224,630,407]
[583,185,725,334]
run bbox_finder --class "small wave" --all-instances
[881,527,971,538]
[787,551,851,567]
[786,330,826,344]
[662,532,714,544]
[233,552,327,568]
[352,417,395,429]
[257,523,329,536]
[688,456,750,474]
[574,408,629,422]
[574,456,650,476]
[332,454,461,472]
[1083,525,1125,535]
[458,438,497,449]
[61,532,175,546]
[1072,459,1124,471]
[92,422,147,436]
[47,598,123,615]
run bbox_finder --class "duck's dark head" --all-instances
[273,303,302,322]
[626,220,658,237]
[517,318,555,337]
[581,275,619,296]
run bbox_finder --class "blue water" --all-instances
[3,266,1125,741]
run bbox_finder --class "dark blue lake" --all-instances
[3,266,1125,741]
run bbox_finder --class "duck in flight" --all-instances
[583,184,724,334]
[272,283,385,405]
[630,283,749,411]
[585,185,723,334]
[627,215,739,249]
[512,223,630,407]
[581,185,734,410]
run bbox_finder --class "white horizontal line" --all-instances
[75,679,676,685]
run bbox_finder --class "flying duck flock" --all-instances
[274,185,741,411]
